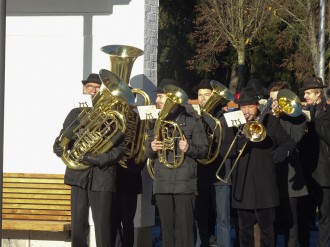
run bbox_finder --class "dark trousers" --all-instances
[314,187,330,247]
[276,197,310,247]
[155,194,196,247]
[113,192,138,247]
[237,207,275,247]
[71,186,116,247]
[195,184,216,247]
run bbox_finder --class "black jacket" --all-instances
[232,114,296,209]
[302,98,330,187]
[146,106,209,195]
[58,108,126,192]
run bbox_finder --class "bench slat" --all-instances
[3,198,70,205]
[4,188,70,194]
[3,182,70,189]
[2,220,71,231]
[3,177,67,184]
[3,173,65,179]
[3,214,71,221]
[3,203,71,210]
[3,193,70,200]
[3,209,71,215]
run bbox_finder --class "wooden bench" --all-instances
[2,173,71,232]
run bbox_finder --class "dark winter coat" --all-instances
[232,114,296,210]
[276,114,308,197]
[59,108,126,192]
[302,98,330,187]
[146,106,209,195]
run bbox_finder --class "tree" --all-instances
[269,0,329,84]
[188,0,272,93]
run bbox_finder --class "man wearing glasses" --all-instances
[82,73,102,95]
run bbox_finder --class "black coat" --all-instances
[302,99,330,187]
[59,108,126,192]
[146,106,209,195]
[232,114,296,210]
[276,114,308,198]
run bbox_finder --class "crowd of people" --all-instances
[53,73,330,247]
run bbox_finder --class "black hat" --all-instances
[156,78,181,93]
[81,73,102,85]
[246,78,268,98]
[300,77,327,91]
[234,87,260,105]
[192,79,213,94]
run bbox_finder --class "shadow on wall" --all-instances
[130,74,157,104]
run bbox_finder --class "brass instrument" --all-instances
[273,89,302,117]
[58,71,134,170]
[101,45,152,167]
[198,80,234,165]
[215,98,272,183]
[155,85,189,169]
[146,158,155,179]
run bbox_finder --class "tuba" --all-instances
[154,85,189,169]
[272,89,302,117]
[198,80,234,165]
[58,71,135,170]
[101,45,152,167]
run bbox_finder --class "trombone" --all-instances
[215,98,273,183]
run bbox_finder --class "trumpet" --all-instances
[215,98,272,183]
[272,89,302,117]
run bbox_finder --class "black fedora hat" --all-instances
[156,78,181,93]
[234,87,260,105]
[81,73,102,85]
[300,77,327,91]
[192,79,213,94]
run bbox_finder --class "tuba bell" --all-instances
[58,71,134,170]
[198,80,234,165]
[154,85,189,169]
[101,45,152,167]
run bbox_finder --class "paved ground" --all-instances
[152,225,320,247]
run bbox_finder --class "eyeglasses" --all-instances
[85,84,101,91]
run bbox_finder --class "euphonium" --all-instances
[58,71,135,170]
[155,85,189,169]
[273,89,302,117]
[198,80,234,165]
[101,45,152,167]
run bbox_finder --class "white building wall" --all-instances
[4,0,146,175]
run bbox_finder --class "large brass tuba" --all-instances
[101,45,152,167]
[198,80,234,165]
[154,85,189,169]
[58,71,135,170]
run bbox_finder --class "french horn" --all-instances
[198,80,234,165]
[154,85,189,169]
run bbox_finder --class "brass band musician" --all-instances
[232,86,296,247]
[145,78,208,247]
[53,73,126,247]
